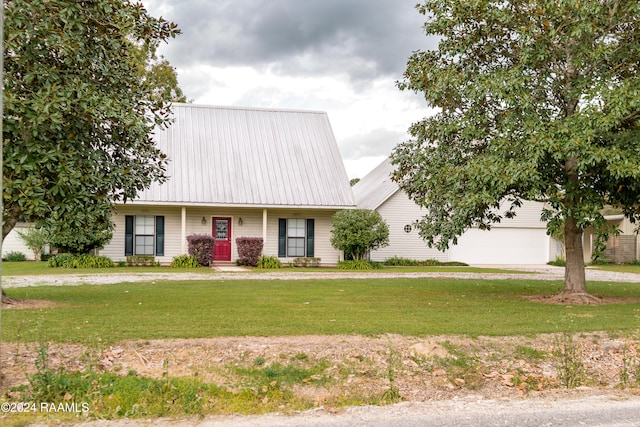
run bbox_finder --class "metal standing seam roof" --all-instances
[352,157,400,210]
[134,103,356,208]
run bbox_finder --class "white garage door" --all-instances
[448,228,550,264]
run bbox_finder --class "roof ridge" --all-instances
[170,102,327,115]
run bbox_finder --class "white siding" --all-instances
[102,205,342,265]
[264,209,342,266]
[449,228,552,264]
[3,224,36,260]
[369,191,449,262]
[488,200,549,228]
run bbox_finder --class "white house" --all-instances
[3,223,37,260]
[353,158,561,265]
[100,104,356,265]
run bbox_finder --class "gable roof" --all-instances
[134,104,355,208]
[352,157,399,210]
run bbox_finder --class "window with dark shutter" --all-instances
[125,216,134,256]
[155,216,165,256]
[306,219,315,257]
[278,218,287,257]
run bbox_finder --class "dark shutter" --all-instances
[306,219,315,257]
[125,215,134,256]
[278,218,287,257]
[155,216,165,256]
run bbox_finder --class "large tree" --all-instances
[392,0,640,302]
[3,0,181,300]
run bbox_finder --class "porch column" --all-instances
[262,209,268,244]
[181,207,187,254]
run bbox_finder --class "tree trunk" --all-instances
[2,204,23,304]
[563,216,586,293]
[558,216,601,304]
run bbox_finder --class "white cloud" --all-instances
[142,0,438,179]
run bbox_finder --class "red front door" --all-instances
[213,217,232,261]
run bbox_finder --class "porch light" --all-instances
[238,217,243,226]
[201,217,206,225]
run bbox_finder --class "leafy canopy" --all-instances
[392,0,640,252]
[2,0,181,242]
[331,210,389,260]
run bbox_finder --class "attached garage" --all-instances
[448,228,551,265]
[353,158,559,265]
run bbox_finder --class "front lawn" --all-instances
[3,277,639,344]
[589,264,640,274]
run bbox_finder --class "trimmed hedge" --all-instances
[236,237,264,267]
[187,234,215,266]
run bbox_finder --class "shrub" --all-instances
[292,257,321,267]
[187,234,215,266]
[170,254,200,268]
[126,255,156,267]
[236,237,264,267]
[383,256,421,266]
[382,257,468,267]
[47,254,114,268]
[16,226,49,261]
[337,260,383,270]
[548,257,566,267]
[331,209,389,260]
[5,251,27,262]
[257,255,282,269]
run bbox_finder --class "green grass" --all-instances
[3,278,640,344]
[589,264,640,274]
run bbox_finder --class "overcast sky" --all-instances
[142,0,439,179]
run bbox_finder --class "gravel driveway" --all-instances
[2,265,640,289]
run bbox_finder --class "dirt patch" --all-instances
[1,298,60,310]
[2,333,639,404]
[524,294,640,305]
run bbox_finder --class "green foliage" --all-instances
[16,226,49,261]
[330,209,389,260]
[553,332,586,388]
[392,0,640,295]
[548,257,567,267]
[170,254,200,268]
[383,257,468,267]
[2,0,181,243]
[46,211,114,255]
[4,251,26,262]
[47,254,114,269]
[337,260,383,270]
[3,278,640,343]
[256,255,283,269]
